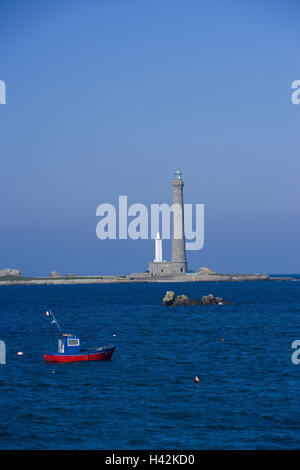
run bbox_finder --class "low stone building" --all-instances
[0,268,21,277]
[49,271,62,278]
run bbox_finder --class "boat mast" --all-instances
[49,310,62,332]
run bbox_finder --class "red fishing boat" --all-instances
[43,311,115,363]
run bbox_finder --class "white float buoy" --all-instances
[17,351,23,356]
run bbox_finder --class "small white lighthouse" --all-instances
[154,232,163,262]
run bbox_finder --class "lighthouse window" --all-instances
[68,339,79,347]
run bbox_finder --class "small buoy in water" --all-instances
[113,334,116,337]
[194,376,200,383]
[221,338,224,342]
[17,351,23,356]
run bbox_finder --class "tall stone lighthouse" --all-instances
[148,170,187,276]
[171,170,187,274]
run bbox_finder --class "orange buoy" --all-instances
[194,376,200,383]
[221,338,224,341]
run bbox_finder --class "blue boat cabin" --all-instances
[58,334,80,354]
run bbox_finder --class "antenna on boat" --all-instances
[45,310,62,332]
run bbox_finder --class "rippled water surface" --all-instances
[1,278,300,449]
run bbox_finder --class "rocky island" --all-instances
[0,266,294,286]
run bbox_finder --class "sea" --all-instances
[1,276,300,450]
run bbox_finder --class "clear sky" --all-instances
[0,0,299,276]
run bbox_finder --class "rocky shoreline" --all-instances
[0,272,294,286]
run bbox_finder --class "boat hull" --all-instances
[43,346,115,363]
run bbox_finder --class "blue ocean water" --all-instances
[1,278,300,450]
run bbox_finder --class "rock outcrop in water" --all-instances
[162,291,175,305]
[162,291,229,306]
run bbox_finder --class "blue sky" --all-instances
[0,0,299,275]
